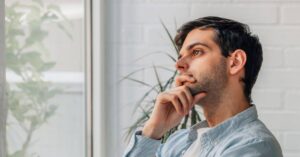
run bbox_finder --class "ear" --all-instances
[228,49,247,76]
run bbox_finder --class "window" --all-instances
[5,0,88,156]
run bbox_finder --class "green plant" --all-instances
[121,22,203,143]
[5,0,71,156]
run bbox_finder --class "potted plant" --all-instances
[121,21,203,143]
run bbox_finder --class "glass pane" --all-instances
[5,0,86,156]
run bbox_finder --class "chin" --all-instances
[185,83,206,96]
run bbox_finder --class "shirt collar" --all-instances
[188,105,258,144]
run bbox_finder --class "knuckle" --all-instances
[171,94,178,100]
[179,90,185,95]
[180,86,189,92]
[182,85,189,90]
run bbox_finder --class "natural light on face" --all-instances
[5,0,86,156]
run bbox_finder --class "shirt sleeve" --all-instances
[122,130,162,157]
[220,138,283,157]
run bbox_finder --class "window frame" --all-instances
[86,0,120,157]
[0,0,7,156]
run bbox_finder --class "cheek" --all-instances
[189,58,212,73]
[189,62,209,81]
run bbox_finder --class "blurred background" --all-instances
[1,0,300,157]
[4,0,86,156]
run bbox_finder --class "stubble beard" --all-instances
[187,58,228,106]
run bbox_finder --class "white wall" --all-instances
[117,0,300,157]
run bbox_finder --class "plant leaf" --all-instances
[133,51,177,63]
[125,77,154,89]
[118,66,174,84]
[160,19,179,56]
[132,84,161,114]
[153,64,163,92]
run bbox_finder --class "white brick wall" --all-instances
[116,0,300,156]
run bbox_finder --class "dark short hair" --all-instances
[175,16,263,103]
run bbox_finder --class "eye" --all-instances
[192,50,204,56]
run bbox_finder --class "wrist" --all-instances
[142,122,165,140]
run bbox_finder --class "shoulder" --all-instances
[220,137,282,157]
[220,119,283,157]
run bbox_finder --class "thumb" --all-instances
[192,92,207,105]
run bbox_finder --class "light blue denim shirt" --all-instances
[123,105,283,157]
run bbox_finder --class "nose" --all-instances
[175,57,189,73]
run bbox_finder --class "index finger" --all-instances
[175,75,196,87]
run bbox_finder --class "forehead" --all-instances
[180,28,218,51]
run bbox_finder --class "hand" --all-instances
[142,75,207,139]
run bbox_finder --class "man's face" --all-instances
[175,28,228,104]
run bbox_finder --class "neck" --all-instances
[200,88,251,127]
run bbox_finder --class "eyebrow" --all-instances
[178,42,211,60]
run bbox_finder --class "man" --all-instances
[123,16,283,157]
